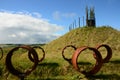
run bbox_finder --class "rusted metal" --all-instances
[28,46,45,63]
[5,45,38,79]
[72,46,103,75]
[0,47,3,60]
[62,45,77,64]
[95,44,112,63]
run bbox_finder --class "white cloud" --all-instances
[8,34,16,38]
[53,11,77,20]
[53,11,61,20]
[62,13,76,18]
[0,10,63,44]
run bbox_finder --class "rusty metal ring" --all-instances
[0,47,3,60]
[5,45,38,78]
[95,44,112,63]
[72,46,103,75]
[62,45,77,64]
[28,46,45,62]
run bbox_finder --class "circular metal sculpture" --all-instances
[95,44,112,63]
[72,46,103,75]
[5,45,38,79]
[0,47,3,60]
[28,46,45,63]
[62,45,77,64]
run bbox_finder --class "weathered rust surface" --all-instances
[28,46,45,63]
[5,45,38,79]
[62,45,77,64]
[95,44,112,63]
[72,46,103,75]
[0,47,3,60]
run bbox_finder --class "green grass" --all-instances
[0,26,120,79]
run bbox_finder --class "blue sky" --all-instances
[0,0,120,44]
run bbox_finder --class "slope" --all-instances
[1,26,120,79]
[43,26,120,58]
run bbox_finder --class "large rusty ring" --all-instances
[5,45,38,78]
[95,44,112,63]
[72,46,103,75]
[62,45,77,64]
[28,46,45,63]
[0,47,3,60]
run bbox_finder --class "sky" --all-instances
[0,0,120,44]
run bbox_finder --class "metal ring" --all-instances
[72,46,103,75]
[0,47,3,60]
[62,45,77,64]
[28,46,45,62]
[95,44,112,63]
[5,45,38,78]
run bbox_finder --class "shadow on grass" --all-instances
[34,62,60,78]
[87,74,120,80]
[38,62,59,68]
[78,62,92,65]
[109,60,120,64]
[35,77,65,80]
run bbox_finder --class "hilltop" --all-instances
[43,26,120,58]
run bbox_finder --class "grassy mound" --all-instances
[44,26,120,57]
[0,26,120,79]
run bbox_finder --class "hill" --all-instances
[1,26,120,79]
[43,26,120,59]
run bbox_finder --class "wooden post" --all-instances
[73,22,74,29]
[78,17,80,28]
[83,16,84,27]
[74,19,76,28]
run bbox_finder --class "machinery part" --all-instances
[72,46,103,75]
[62,45,77,64]
[5,45,38,79]
[28,46,45,62]
[95,44,112,63]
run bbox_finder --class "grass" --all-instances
[0,26,120,79]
